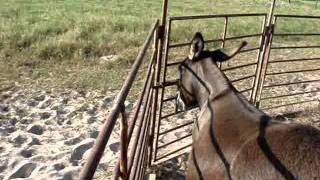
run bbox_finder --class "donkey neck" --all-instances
[193,59,230,108]
[194,58,265,129]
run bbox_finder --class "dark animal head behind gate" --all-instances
[177,32,247,109]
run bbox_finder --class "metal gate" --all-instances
[79,0,320,179]
[255,14,320,111]
[153,13,268,164]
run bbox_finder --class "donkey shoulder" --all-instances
[230,122,320,179]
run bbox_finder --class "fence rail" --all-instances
[79,20,159,180]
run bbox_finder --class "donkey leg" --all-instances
[186,148,202,180]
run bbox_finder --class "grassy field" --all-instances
[1,0,320,90]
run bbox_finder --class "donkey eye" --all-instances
[178,65,184,72]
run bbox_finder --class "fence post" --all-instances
[252,0,277,107]
[148,27,159,167]
[148,0,168,166]
[119,104,128,180]
[219,17,228,69]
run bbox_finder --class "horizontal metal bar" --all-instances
[170,13,267,21]
[263,79,320,88]
[261,99,319,110]
[167,60,184,67]
[169,39,222,48]
[155,79,178,88]
[239,87,253,93]
[163,95,177,103]
[153,152,188,165]
[169,34,262,49]
[159,121,194,135]
[158,133,192,149]
[266,68,320,76]
[225,33,262,41]
[156,143,192,161]
[261,90,320,100]
[222,62,257,71]
[231,74,255,83]
[239,47,260,53]
[160,110,184,120]
[269,57,320,63]
[274,33,320,36]
[275,14,320,19]
[271,45,320,49]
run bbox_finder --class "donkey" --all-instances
[177,32,320,180]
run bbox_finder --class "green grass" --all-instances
[1,0,320,90]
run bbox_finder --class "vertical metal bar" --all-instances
[139,151,148,180]
[134,105,152,180]
[250,15,267,103]
[126,74,154,178]
[129,90,153,180]
[154,18,172,162]
[219,16,228,69]
[119,105,128,180]
[267,0,277,26]
[151,0,168,164]
[255,16,277,108]
[252,0,277,107]
[155,0,169,82]
[148,27,160,167]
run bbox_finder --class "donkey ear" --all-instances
[189,32,205,60]
[213,41,247,62]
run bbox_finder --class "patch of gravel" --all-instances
[0,86,120,180]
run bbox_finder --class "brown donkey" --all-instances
[177,32,320,180]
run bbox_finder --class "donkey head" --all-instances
[177,32,247,110]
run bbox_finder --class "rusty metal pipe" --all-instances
[170,13,266,21]
[269,57,320,63]
[133,106,152,180]
[78,20,158,180]
[114,67,155,179]
[154,17,171,162]
[126,86,154,176]
[222,62,257,71]
[262,99,319,110]
[158,133,192,149]
[156,143,192,161]
[169,33,263,49]
[263,79,320,88]
[265,68,320,76]
[119,106,128,179]
[159,121,194,135]
[261,89,320,100]
[275,14,320,18]
[129,91,153,179]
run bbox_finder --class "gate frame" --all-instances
[151,0,277,165]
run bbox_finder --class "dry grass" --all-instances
[1,0,320,90]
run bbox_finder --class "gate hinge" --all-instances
[153,82,162,89]
[157,25,165,39]
[148,135,153,147]
[263,24,275,45]
[153,80,178,89]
